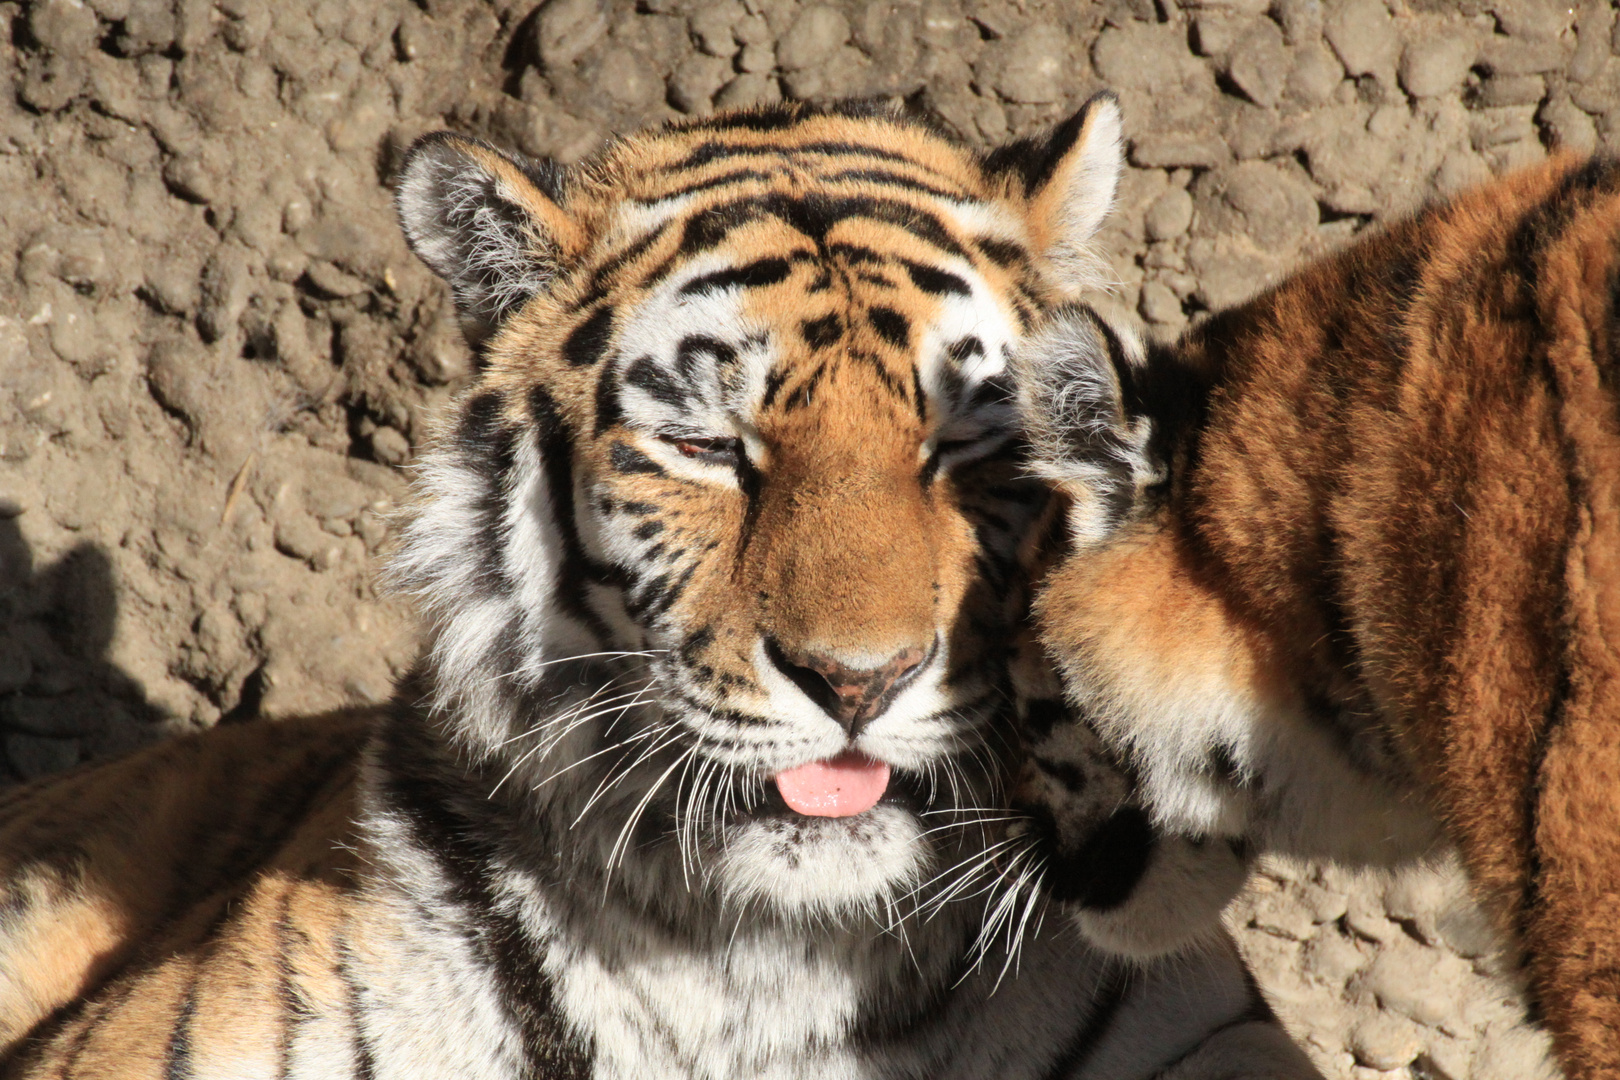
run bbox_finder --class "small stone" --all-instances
[989,24,1067,105]
[1144,186,1194,241]
[737,41,775,73]
[591,47,661,110]
[534,0,608,71]
[668,53,733,114]
[1302,930,1370,984]
[197,245,254,344]
[1479,38,1567,77]
[1138,280,1183,324]
[1399,34,1476,99]
[1493,0,1570,42]
[1191,12,1240,57]
[1271,0,1324,45]
[1476,73,1548,108]
[1323,0,1398,79]
[1288,41,1346,105]
[162,154,217,204]
[777,5,849,70]
[1193,160,1320,252]
[714,73,781,109]
[1228,20,1290,108]
[734,13,772,45]
[30,0,101,58]
[304,261,369,299]
[1539,96,1599,154]
[1570,2,1614,84]
[1348,1011,1422,1072]
[368,425,410,466]
[1129,134,1231,169]
[689,1,744,57]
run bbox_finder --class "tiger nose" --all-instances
[765,639,931,735]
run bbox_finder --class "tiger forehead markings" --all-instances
[405,109,1068,797]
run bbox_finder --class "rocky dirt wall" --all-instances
[3,0,1608,1075]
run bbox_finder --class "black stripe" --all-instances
[911,365,927,423]
[592,362,624,435]
[337,934,379,1080]
[678,256,793,298]
[868,307,909,349]
[371,709,593,1078]
[624,355,690,410]
[974,236,1027,268]
[946,335,983,364]
[675,334,738,374]
[673,193,968,261]
[1038,963,1133,1080]
[800,314,842,350]
[902,260,971,297]
[821,167,967,200]
[531,386,620,644]
[456,393,519,596]
[609,441,664,476]
[165,976,198,1080]
[562,306,616,367]
[678,138,926,171]
[575,225,672,310]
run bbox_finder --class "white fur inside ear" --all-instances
[1041,96,1124,294]
[395,136,558,344]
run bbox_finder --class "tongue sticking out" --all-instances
[775,752,891,818]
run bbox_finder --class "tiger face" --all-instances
[392,98,1125,924]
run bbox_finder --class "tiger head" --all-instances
[390,97,1127,928]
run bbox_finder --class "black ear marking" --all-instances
[983,91,1121,197]
[395,131,574,347]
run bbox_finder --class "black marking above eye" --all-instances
[946,336,984,364]
[801,314,842,350]
[563,305,616,367]
[677,257,793,298]
[660,434,743,469]
[902,260,972,297]
[869,306,909,349]
[974,237,1027,268]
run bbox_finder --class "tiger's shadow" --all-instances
[0,513,159,784]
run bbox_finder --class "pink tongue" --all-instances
[775,753,891,818]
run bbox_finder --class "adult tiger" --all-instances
[1013,153,1620,1080]
[0,97,1314,1079]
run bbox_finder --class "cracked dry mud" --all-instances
[3,1,1608,1076]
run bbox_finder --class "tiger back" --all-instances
[1013,154,1620,1080]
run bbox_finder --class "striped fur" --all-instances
[0,98,1317,1080]
[1015,153,1620,1080]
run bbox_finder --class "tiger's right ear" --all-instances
[395,132,585,347]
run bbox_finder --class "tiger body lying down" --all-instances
[1015,154,1620,1080]
[0,98,1314,1079]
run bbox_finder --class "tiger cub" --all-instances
[0,97,1316,1079]
[1013,153,1620,1080]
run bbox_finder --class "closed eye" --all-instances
[660,434,743,468]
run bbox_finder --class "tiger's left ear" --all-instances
[986,92,1123,294]
[395,132,587,348]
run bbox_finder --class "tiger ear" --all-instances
[395,132,585,347]
[986,92,1123,294]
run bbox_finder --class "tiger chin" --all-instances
[1014,154,1620,1080]
[0,97,1316,1080]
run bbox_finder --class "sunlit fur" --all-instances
[1017,153,1620,1080]
[0,99,1316,1079]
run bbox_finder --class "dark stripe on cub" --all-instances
[801,314,843,350]
[869,306,910,349]
[563,306,617,367]
[903,260,972,297]
[678,257,792,297]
